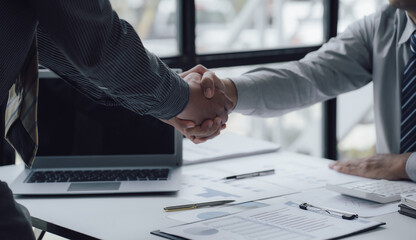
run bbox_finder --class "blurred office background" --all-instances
[110,0,383,160]
[109,0,384,161]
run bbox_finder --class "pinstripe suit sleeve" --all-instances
[0,181,35,240]
[34,0,189,120]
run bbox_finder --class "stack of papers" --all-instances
[399,193,416,219]
[183,132,280,165]
[153,199,385,240]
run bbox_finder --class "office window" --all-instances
[337,84,376,160]
[338,0,386,33]
[336,0,384,160]
[110,0,179,57]
[109,1,357,159]
[195,0,324,54]
[213,64,323,157]
[110,0,327,158]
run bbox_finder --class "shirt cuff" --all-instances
[230,75,260,115]
[146,72,190,120]
[406,152,416,182]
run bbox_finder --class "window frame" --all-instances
[162,0,339,160]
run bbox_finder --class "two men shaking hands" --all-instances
[163,65,236,144]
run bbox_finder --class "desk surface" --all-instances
[2,152,416,240]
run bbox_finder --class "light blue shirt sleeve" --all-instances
[232,9,374,117]
[406,153,416,181]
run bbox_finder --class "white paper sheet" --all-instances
[215,152,369,190]
[167,201,268,223]
[178,167,297,204]
[183,132,279,165]
[286,188,399,217]
[159,199,384,240]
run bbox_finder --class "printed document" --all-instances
[286,188,399,217]
[216,152,369,190]
[179,167,296,204]
[156,199,385,240]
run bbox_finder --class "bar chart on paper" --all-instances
[178,167,296,204]
[168,201,268,223]
[158,199,385,240]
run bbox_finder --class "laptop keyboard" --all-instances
[26,169,169,183]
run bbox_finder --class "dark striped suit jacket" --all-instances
[0,0,189,120]
[0,1,189,238]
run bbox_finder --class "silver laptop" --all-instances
[11,70,182,195]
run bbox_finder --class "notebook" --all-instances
[11,70,182,195]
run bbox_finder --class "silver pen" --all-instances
[164,200,235,212]
[299,203,358,220]
[223,169,275,180]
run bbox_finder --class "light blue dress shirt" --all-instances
[231,4,416,181]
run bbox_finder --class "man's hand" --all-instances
[161,117,225,144]
[162,69,233,143]
[176,65,238,143]
[177,72,232,125]
[181,65,238,111]
[180,65,226,99]
[328,153,411,180]
[179,65,238,143]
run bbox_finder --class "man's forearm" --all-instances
[36,0,189,120]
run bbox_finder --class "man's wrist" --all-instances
[405,152,416,181]
[223,78,238,110]
[395,152,413,180]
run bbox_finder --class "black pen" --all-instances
[223,169,275,180]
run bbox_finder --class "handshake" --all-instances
[162,65,238,143]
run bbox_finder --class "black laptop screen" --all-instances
[36,77,175,157]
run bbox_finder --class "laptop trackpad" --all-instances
[68,182,121,191]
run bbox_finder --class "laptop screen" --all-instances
[34,74,181,168]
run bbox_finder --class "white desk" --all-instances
[2,152,416,240]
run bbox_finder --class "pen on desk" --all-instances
[223,169,275,180]
[164,200,235,212]
[299,202,358,220]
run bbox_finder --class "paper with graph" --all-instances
[157,199,385,240]
[178,167,296,204]
[286,188,399,217]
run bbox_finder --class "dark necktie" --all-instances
[401,32,416,153]
[4,35,39,167]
